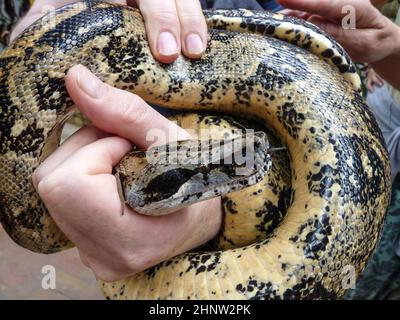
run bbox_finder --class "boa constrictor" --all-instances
[0,1,392,299]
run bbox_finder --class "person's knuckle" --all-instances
[32,166,46,189]
[179,12,205,28]
[37,169,84,205]
[119,94,154,127]
[150,9,179,27]
[96,81,111,100]
[36,172,63,203]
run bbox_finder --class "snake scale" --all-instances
[0,1,392,299]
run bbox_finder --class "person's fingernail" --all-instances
[157,32,178,56]
[75,65,103,99]
[186,33,204,55]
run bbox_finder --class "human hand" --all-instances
[278,0,400,64]
[10,0,207,63]
[366,67,385,93]
[32,65,223,281]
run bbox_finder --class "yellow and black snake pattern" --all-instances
[0,1,392,299]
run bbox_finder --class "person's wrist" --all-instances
[384,22,400,58]
[391,25,400,58]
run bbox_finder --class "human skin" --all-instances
[11,0,208,63]
[13,0,400,282]
[10,0,222,282]
[366,67,385,93]
[278,0,400,90]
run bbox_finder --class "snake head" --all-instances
[117,131,272,215]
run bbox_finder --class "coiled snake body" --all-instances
[0,1,392,299]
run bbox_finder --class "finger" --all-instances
[38,168,138,282]
[277,0,346,22]
[307,15,345,41]
[65,65,191,148]
[54,136,132,176]
[278,9,292,15]
[37,136,143,277]
[279,8,313,20]
[367,79,373,92]
[36,137,132,226]
[277,0,375,22]
[36,138,132,218]
[32,125,110,189]
[376,76,385,86]
[175,0,207,59]
[136,0,180,63]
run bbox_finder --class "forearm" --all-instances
[371,24,400,91]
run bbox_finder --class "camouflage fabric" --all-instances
[345,175,400,300]
[0,0,32,51]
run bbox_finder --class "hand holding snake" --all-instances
[11,0,220,282]
[11,0,208,62]
[33,64,223,282]
[279,0,400,90]
[0,0,395,299]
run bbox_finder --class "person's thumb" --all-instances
[65,64,190,148]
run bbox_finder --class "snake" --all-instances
[0,0,392,299]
